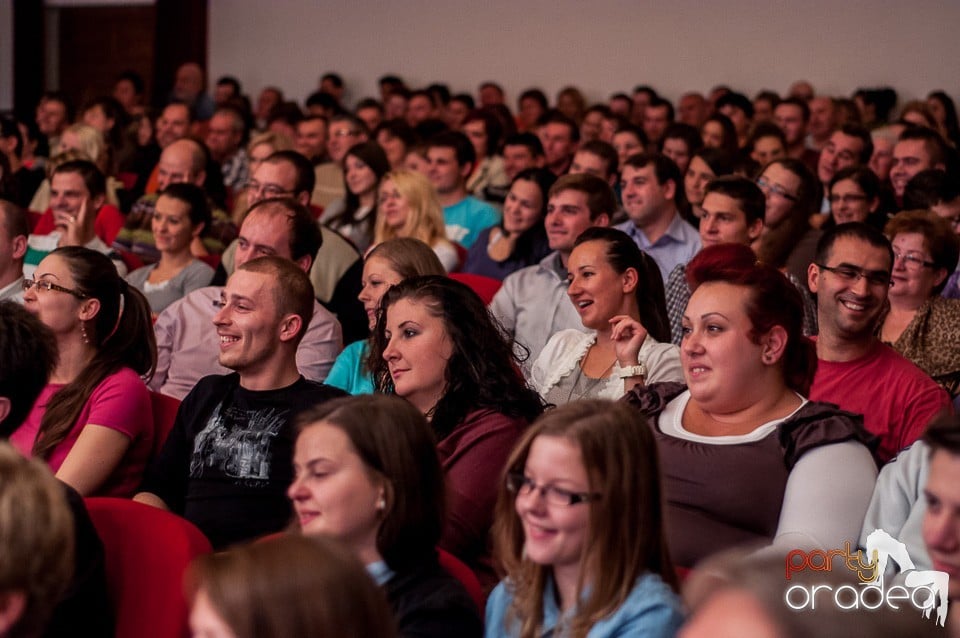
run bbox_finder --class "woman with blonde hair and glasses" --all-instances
[487,400,683,638]
[372,170,459,271]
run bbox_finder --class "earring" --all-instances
[762,353,774,364]
[80,321,90,345]
[376,496,386,511]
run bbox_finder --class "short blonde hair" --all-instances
[246,130,293,155]
[373,170,448,247]
[60,123,107,172]
[0,442,74,638]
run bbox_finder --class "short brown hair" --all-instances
[547,173,616,221]
[237,256,314,345]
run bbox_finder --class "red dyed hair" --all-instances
[684,243,817,395]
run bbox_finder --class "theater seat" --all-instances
[437,548,485,613]
[84,498,212,638]
[149,391,181,457]
[449,272,502,305]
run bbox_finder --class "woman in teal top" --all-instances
[326,238,446,395]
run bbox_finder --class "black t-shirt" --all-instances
[140,373,345,548]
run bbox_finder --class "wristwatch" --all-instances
[616,363,647,379]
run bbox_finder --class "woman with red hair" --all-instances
[624,243,877,569]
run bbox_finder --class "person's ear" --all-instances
[0,397,10,425]
[278,313,304,343]
[621,267,639,295]
[78,298,101,322]
[807,262,820,295]
[662,178,676,202]
[760,325,788,365]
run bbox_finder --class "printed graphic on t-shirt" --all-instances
[189,400,287,482]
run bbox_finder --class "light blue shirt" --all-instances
[616,213,701,285]
[485,572,683,638]
[325,340,375,395]
[444,196,501,249]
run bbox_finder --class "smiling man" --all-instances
[137,255,345,548]
[807,223,950,462]
[149,197,342,399]
[663,176,765,344]
[490,173,613,363]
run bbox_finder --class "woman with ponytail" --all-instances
[12,246,157,497]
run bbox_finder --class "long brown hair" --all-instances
[187,535,397,638]
[34,247,156,459]
[492,400,675,638]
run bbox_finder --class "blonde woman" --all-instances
[372,170,459,271]
[29,124,123,211]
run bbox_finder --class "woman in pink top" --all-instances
[13,246,156,496]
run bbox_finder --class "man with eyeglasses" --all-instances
[312,114,369,209]
[218,150,367,344]
[807,222,950,463]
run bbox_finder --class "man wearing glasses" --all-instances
[807,222,950,463]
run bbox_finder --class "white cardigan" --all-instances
[528,329,683,401]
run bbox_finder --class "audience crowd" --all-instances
[1,64,959,637]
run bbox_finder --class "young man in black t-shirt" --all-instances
[137,255,345,548]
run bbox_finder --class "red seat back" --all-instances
[437,548,485,613]
[149,391,181,457]
[84,498,212,638]
[449,272,503,305]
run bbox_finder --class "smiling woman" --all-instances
[369,275,545,589]
[624,243,877,569]
[125,183,215,314]
[529,227,680,404]
[12,246,157,497]
[487,400,683,638]
[462,168,555,280]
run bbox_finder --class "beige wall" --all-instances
[209,0,960,110]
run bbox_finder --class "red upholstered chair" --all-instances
[149,391,181,457]
[197,253,221,269]
[449,272,503,305]
[84,498,212,638]
[437,548,485,613]
[117,250,144,274]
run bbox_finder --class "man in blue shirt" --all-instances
[616,153,700,284]
[426,131,500,249]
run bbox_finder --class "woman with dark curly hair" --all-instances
[369,275,545,588]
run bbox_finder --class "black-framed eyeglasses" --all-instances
[22,278,88,298]
[892,250,937,271]
[756,176,798,201]
[245,180,295,198]
[506,472,600,507]
[815,263,893,288]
